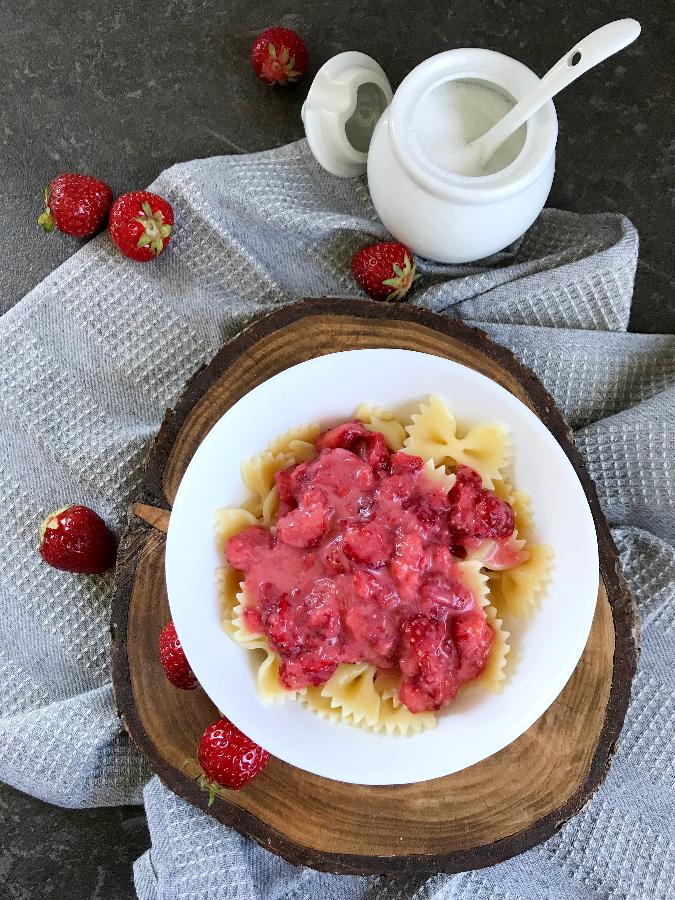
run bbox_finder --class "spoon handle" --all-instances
[478,19,641,161]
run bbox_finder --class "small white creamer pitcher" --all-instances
[302,49,558,263]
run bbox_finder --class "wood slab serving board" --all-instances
[110,298,637,875]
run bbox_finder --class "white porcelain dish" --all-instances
[302,49,557,263]
[166,349,598,785]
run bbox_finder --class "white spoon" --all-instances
[450,18,641,176]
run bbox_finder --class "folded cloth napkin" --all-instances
[0,140,673,900]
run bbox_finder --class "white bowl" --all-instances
[166,349,598,785]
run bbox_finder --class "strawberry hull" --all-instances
[108,191,173,262]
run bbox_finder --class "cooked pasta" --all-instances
[512,489,534,539]
[490,544,554,619]
[403,394,511,489]
[422,457,457,492]
[266,422,321,456]
[475,604,510,692]
[240,450,294,518]
[256,649,301,704]
[312,662,381,727]
[216,396,553,735]
[354,403,407,451]
[456,559,490,608]
[369,696,436,736]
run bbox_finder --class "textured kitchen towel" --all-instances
[0,140,673,899]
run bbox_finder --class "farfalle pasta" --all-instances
[240,451,293,520]
[318,662,381,727]
[489,544,554,619]
[215,396,553,735]
[354,403,407,451]
[404,394,511,489]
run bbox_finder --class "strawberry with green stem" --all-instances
[251,27,308,85]
[190,716,270,803]
[352,241,421,302]
[38,173,113,238]
[108,191,173,262]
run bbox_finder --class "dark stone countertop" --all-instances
[1,0,673,330]
[0,1,672,898]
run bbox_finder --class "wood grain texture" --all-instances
[132,503,170,534]
[111,298,638,875]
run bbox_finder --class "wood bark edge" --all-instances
[110,298,638,874]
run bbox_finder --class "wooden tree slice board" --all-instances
[111,298,637,875]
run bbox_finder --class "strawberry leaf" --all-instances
[37,211,55,233]
[134,208,171,254]
[38,188,55,233]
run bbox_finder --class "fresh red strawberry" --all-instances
[197,717,270,801]
[251,27,308,85]
[38,174,113,238]
[108,191,173,261]
[38,505,116,574]
[352,242,420,302]
[159,621,198,690]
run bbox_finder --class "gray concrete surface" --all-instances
[0,1,672,897]
[0,782,149,899]
[1,0,673,330]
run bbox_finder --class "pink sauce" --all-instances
[226,421,516,713]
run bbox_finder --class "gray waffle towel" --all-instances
[0,140,673,899]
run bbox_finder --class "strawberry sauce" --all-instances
[226,422,515,713]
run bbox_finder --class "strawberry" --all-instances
[398,614,459,712]
[448,466,515,541]
[38,505,116,574]
[275,488,330,548]
[352,242,420,302]
[38,174,113,238]
[197,717,270,801]
[344,520,394,567]
[251,27,308,85]
[108,191,173,261]
[159,621,198,690]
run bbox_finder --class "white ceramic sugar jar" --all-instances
[302,49,558,263]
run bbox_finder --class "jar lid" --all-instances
[301,52,393,177]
